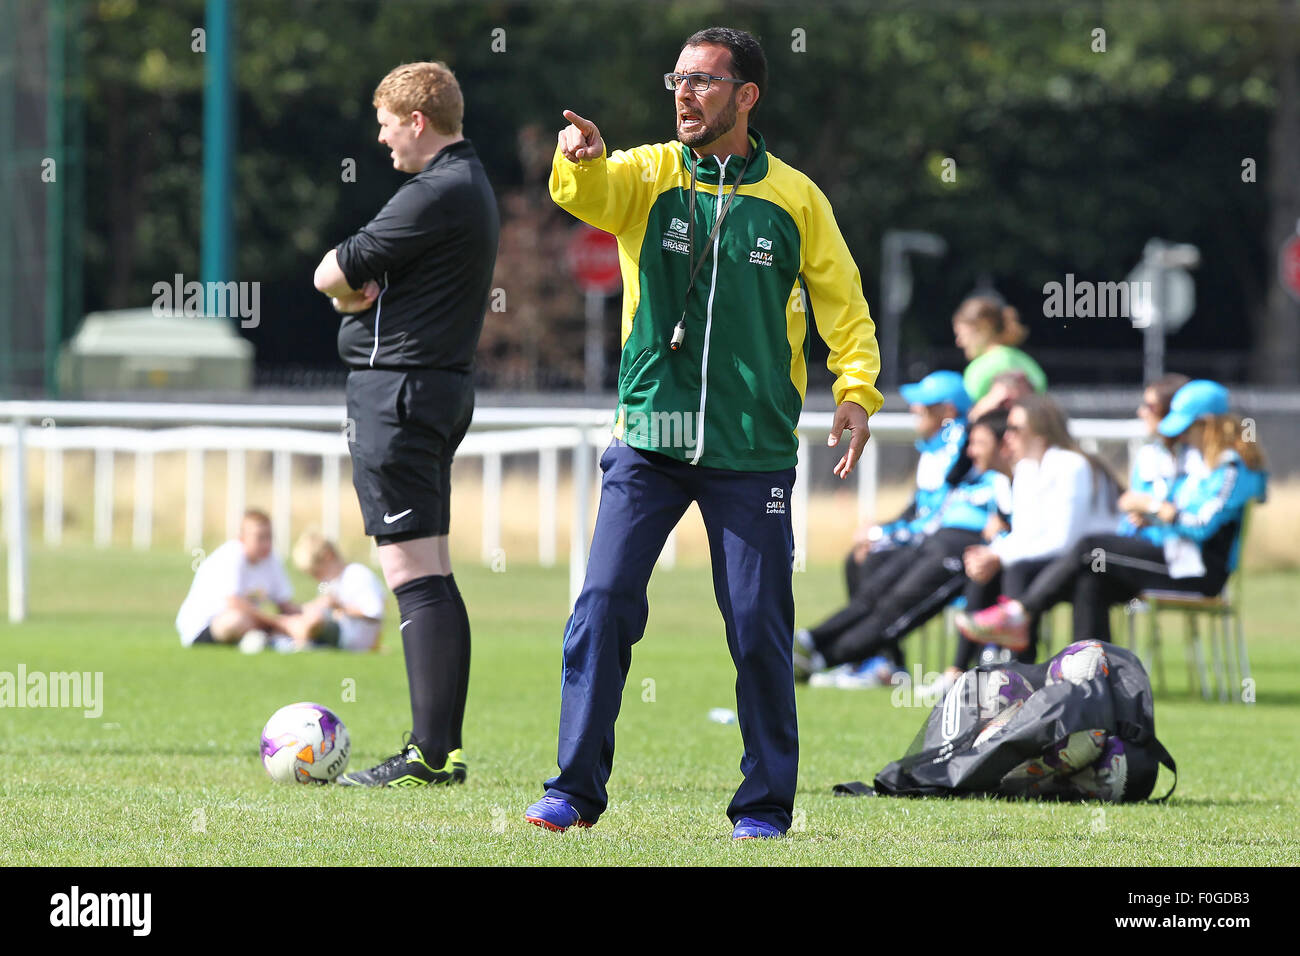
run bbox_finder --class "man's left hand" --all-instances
[828,401,871,479]
[332,280,380,314]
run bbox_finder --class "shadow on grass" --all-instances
[1155,689,1300,706]
[1161,796,1288,808]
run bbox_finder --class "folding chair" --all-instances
[1123,509,1252,703]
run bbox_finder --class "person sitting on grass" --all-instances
[952,393,1121,659]
[957,380,1267,648]
[795,409,1013,688]
[809,370,974,684]
[175,509,299,648]
[279,532,387,653]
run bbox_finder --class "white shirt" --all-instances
[323,563,386,652]
[175,540,293,646]
[991,447,1117,566]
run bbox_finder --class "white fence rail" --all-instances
[0,401,1144,623]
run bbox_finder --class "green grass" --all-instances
[1,546,1298,866]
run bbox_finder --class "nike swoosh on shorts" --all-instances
[383,509,413,523]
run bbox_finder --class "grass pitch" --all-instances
[1,546,1297,866]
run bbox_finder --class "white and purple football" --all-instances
[1043,728,1108,775]
[1047,640,1110,686]
[1071,736,1130,802]
[972,670,1035,746]
[977,670,1035,718]
[260,702,351,784]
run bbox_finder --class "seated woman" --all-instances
[815,370,974,679]
[959,380,1267,646]
[953,393,1121,657]
[793,410,1012,686]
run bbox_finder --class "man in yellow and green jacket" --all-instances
[526,27,882,841]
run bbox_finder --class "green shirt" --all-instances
[963,346,1048,401]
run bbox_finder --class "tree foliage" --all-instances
[72,0,1293,388]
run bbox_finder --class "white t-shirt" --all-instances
[323,563,386,652]
[991,447,1117,566]
[175,540,294,646]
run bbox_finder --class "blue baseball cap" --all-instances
[900,370,972,414]
[1158,379,1230,437]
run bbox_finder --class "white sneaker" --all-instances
[238,629,269,654]
[809,663,854,687]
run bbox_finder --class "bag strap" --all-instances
[832,781,876,797]
[1147,738,1178,803]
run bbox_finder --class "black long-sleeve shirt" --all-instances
[335,139,500,371]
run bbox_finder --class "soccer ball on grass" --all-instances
[260,702,351,784]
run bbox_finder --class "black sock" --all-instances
[447,574,471,753]
[393,574,464,768]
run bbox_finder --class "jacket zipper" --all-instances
[691,155,728,466]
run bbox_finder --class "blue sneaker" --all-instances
[732,817,785,840]
[836,655,898,689]
[524,795,594,832]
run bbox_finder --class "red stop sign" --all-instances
[567,225,622,295]
[1281,233,1300,303]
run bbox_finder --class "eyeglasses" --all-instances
[664,72,746,93]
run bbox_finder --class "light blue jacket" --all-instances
[1146,450,1267,577]
[879,418,968,543]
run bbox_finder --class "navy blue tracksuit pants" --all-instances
[544,440,798,830]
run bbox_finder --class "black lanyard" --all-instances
[670,149,753,351]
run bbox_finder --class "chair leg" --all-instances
[1235,608,1252,705]
[1220,611,1237,703]
[919,619,931,677]
[1215,611,1231,703]
[1187,613,1210,700]
[1128,600,1155,677]
[1150,608,1166,695]
[945,606,958,674]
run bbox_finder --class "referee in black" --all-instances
[313,61,499,787]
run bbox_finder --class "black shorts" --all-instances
[345,367,474,541]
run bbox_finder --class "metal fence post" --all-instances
[7,416,28,622]
[569,428,592,610]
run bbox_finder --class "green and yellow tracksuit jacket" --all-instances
[550,128,882,471]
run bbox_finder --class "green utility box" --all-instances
[59,309,254,393]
